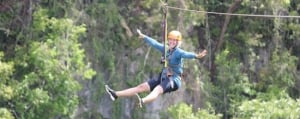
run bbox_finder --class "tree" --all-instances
[0,52,15,119]
[236,97,300,118]
[0,8,95,119]
[167,102,222,119]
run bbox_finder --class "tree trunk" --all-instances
[210,0,242,84]
[215,0,241,52]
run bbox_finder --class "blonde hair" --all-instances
[176,41,182,48]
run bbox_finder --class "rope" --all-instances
[161,0,168,68]
[205,14,212,71]
[167,6,300,18]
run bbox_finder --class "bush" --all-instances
[167,103,222,119]
[235,97,300,119]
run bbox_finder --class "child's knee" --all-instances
[136,83,149,91]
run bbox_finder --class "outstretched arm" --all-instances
[180,49,207,59]
[137,29,164,52]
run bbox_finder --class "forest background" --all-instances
[0,0,300,119]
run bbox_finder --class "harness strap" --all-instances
[165,48,182,78]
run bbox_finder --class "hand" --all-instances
[196,50,207,59]
[137,29,145,39]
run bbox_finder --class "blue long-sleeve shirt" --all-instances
[144,36,197,88]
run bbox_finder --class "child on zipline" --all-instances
[106,29,207,107]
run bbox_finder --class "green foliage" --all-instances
[205,1,299,118]
[0,52,14,101]
[0,53,15,119]
[0,8,96,118]
[0,1,22,36]
[236,97,300,119]
[0,108,14,119]
[85,0,123,78]
[258,49,298,96]
[167,103,222,119]
[208,49,256,117]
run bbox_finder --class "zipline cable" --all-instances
[166,6,300,18]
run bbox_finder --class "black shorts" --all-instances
[147,74,178,94]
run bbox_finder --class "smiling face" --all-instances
[167,30,182,49]
[168,39,178,49]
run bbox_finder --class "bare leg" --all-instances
[115,82,150,97]
[142,85,164,104]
